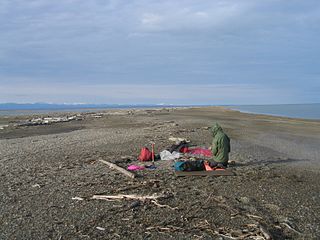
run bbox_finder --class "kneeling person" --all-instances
[210,123,230,168]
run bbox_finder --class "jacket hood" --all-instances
[211,123,223,136]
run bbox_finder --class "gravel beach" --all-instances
[0,107,319,239]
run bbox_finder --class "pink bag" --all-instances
[127,165,145,171]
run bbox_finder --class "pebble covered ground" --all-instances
[0,107,319,239]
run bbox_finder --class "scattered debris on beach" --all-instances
[0,124,9,130]
[13,115,83,127]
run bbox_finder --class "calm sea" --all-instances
[229,104,320,120]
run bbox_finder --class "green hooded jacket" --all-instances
[211,123,230,164]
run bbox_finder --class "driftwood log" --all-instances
[91,194,163,201]
[91,194,177,210]
[99,159,136,179]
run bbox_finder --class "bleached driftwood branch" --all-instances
[280,222,302,235]
[151,200,179,210]
[91,194,164,201]
[259,225,272,240]
[99,159,136,179]
[91,194,177,210]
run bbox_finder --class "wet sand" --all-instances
[0,107,319,239]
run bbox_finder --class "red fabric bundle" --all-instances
[138,147,153,161]
[188,148,212,157]
[179,146,189,153]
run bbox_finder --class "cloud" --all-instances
[0,0,320,103]
[137,1,251,33]
[141,13,163,26]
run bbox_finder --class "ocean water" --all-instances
[229,104,320,120]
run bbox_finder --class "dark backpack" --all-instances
[168,140,189,153]
[174,160,205,171]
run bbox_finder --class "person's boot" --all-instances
[217,163,226,169]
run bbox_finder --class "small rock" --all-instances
[229,160,236,166]
[96,227,106,231]
[231,230,243,237]
[128,200,140,209]
[72,197,84,201]
[238,197,250,204]
[265,203,280,211]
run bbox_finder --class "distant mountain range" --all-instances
[0,103,180,110]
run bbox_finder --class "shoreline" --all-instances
[1,105,320,121]
[226,104,320,120]
[1,103,320,121]
[226,108,320,123]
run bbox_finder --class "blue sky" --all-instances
[0,0,319,104]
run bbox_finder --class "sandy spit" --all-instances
[0,107,319,239]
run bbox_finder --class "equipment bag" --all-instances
[138,147,153,161]
[174,160,205,171]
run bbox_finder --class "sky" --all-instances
[0,0,319,105]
